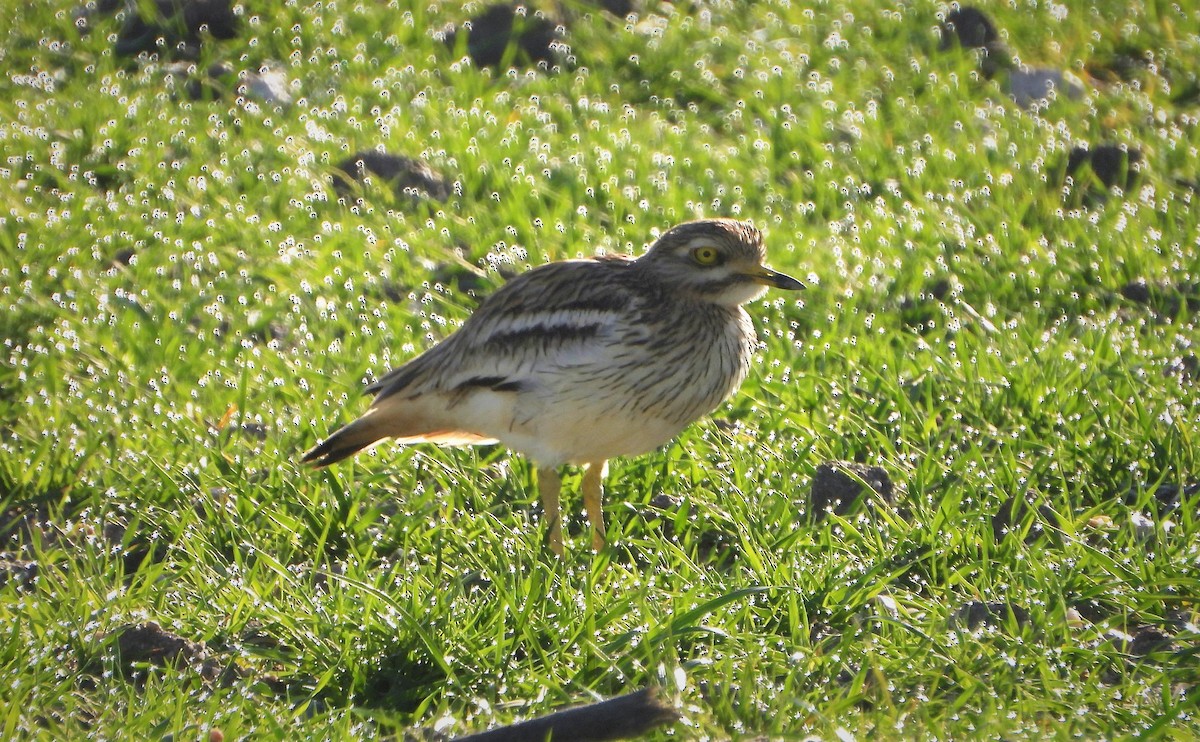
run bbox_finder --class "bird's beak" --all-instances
[744,266,805,290]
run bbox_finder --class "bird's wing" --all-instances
[365,258,650,401]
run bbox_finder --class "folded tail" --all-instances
[301,411,388,467]
[301,404,497,468]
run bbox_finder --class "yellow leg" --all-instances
[582,461,608,551]
[538,465,564,557]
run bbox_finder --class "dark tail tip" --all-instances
[301,430,366,468]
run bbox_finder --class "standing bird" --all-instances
[302,219,803,556]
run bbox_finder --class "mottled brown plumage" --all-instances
[303,219,802,555]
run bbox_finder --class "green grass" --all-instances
[2,0,1198,738]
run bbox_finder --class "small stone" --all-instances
[595,0,635,17]
[636,495,735,563]
[1068,145,1143,191]
[0,559,38,589]
[1086,46,1152,83]
[1071,599,1112,624]
[239,423,268,440]
[1007,67,1085,108]
[1165,608,1198,632]
[73,0,123,35]
[98,622,214,683]
[332,151,451,204]
[951,601,1031,631]
[991,491,1057,543]
[1120,280,1153,305]
[1164,353,1198,381]
[938,7,999,51]
[1129,512,1156,541]
[441,3,564,69]
[162,61,234,101]
[427,261,490,296]
[1126,481,1199,513]
[873,594,899,619]
[1128,627,1176,657]
[114,0,240,59]
[808,461,893,519]
[237,66,293,108]
[647,493,684,512]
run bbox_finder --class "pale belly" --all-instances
[495,399,695,465]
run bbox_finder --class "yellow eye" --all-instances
[692,246,721,266]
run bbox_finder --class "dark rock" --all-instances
[808,461,894,519]
[456,687,677,742]
[1125,482,1199,513]
[111,248,136,266]
[1070,599,1112,624]
[73,0,128,34]
[596,0,635,17]
[164,61,234,101]
[951,601,1031,631]
[1128,627,1176,657]
[1165,353,1198,381]
[101,519,167,574]
[332,151,451,204]
[1068,145,1143,191]
[1117,279,1197,317]
[638,494,737,563]
[927,278,951,301]
[97,621,224,683]
[647,493,684,512]
[1120,279,1153,305]
[992,491,1057,543]
[427,261,491,296]
[113,622,202,667]
[442,4,564,69]
[237,621,287,651]
[938,7,1010,81]
[1165,608,1197,632]
[114,0,240,59]
[1086,45,1152,83]
[939,7,999,51]
[238,423,268,441]
[0,559,38,589]
[937,7,1084,104]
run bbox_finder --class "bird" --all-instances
[301,218,804,556]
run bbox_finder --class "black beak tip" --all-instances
[778,274,806,291]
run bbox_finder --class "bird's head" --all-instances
[636,219,804,306]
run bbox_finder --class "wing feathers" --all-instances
[305,257,644,466]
